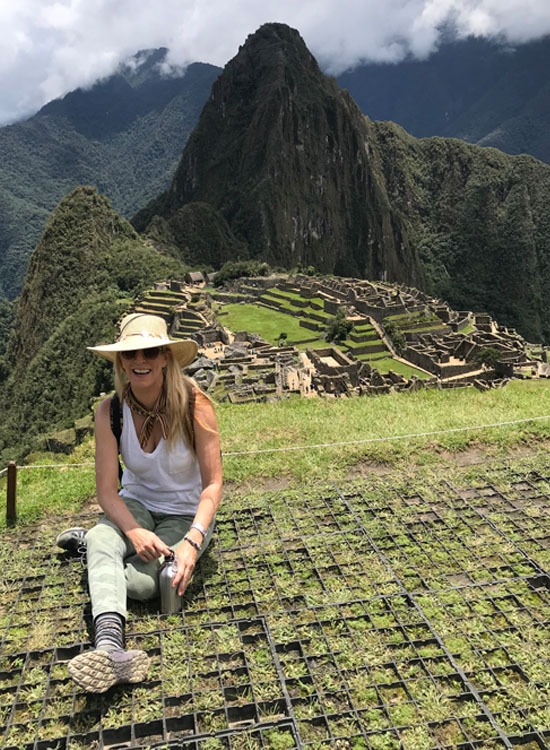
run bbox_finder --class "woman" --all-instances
[66,313,222,693]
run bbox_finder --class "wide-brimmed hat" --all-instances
[88,313,198,368]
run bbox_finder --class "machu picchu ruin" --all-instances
[128,274,548,404]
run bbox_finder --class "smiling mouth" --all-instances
[132,368,152,375]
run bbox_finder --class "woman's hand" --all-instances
[173,541,198,596]
[126,528,171,562]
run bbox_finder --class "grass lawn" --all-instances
[268,287,325,307]
[363,357,432,379]
[218,303,308,344]
[260,293,330,322]
[344,338,385,350]
[7,380,550,528]
[216,303,328,348]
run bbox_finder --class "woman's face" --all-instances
[119,347,169,391]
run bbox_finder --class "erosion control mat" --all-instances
[2,460,550,749]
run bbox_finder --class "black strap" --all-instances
[188,386,196,450]
[109,393,124,482]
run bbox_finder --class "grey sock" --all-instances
[94,612,125,652]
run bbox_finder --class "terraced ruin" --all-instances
[129,274,548,404]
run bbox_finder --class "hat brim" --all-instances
[88,338,198,368]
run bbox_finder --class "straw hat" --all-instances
[88,313,198,368]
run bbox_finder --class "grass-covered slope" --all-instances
[7,378,550,525]
[0,185,189,462]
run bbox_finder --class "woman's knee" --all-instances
[87,522,125,554]
[125,561,159,601]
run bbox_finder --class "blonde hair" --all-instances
[114,349,213,453]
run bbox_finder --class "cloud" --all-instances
[1,0,550,125]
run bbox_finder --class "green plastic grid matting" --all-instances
[2,462,550,748]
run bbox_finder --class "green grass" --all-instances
[1,440,96,528]
[260,293,330,322]
[217,303,326,347]
[268,287,325,307]
[4,380,550,527]
[344,338,385,350]
[218,379,550,485]
[362,357,432,379]
[401,323,446,334]
[5,453,550,747]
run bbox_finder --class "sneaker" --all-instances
[56,527,88,554]
[68,649,149,693]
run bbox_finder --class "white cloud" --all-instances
[1,0,550,124]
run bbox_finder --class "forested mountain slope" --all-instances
[0,52,218,298]
[0,185,188,462]
[338,35,550,163]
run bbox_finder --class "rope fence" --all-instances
[4,414,550,523]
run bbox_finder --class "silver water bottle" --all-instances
[159,550,182,613]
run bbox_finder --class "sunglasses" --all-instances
[120,347,164,361]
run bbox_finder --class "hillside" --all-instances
[136,23,550,344]
[0,185,189,463]
[0,51,218,298]
[338,35,550,163]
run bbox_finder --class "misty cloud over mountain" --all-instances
[3,0,550,124]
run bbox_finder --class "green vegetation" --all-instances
[218,380,550,486]
[7,380,549,528]
[3,408,550,748]
[213,260,271,287]
[473,347,503,369]
[382,320,406,353]
[325,307,353,343]
[0,59,219,298]
[0,186,189,463]
[363,358,431,379]
[218,303,325,348]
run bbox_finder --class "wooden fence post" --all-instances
[6,461,16,525]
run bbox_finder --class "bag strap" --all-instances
[188,385,196,450]
[109,393,124,482]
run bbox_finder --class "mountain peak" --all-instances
[136,23,421,285]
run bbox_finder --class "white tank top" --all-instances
[119,401,202,515]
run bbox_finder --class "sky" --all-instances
[2,0,550,125]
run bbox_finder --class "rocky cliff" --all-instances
[134,24,424,287]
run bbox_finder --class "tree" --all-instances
[278,332,288,346]
[383,320,406,353]
[325,308,353,343]
[472,347,502,369]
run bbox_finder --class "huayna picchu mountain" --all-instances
[135,23,550,344]
[133,24,425,289]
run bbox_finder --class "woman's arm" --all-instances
[173,393,222,594]
[95,398,170,562]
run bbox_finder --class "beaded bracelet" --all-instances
[184,534,201,552]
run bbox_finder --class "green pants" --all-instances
[86,497,213,620]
